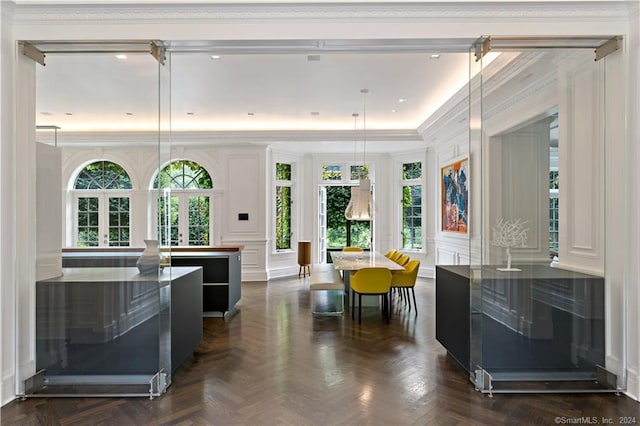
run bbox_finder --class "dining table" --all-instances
[329,251,404,307]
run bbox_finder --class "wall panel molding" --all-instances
[559,59,605,273]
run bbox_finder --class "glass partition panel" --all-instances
[469,37,624,394]
[468,43,484,390]
[31,44,173,397]
[157,44,173,390]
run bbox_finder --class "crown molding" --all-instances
[37,128,422,147]
[12,2,634,23]
[419,49,558,140]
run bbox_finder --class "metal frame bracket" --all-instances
[150,41,166,65]
[595,36,621,61]
[20,41,46,66]
[474,37,491,62]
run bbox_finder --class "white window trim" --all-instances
[400,162,424,252]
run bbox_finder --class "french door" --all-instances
[74,193,130,246]
[157,192,211,246]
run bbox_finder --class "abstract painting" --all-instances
[441,157,469,233]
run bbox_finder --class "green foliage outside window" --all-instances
[77,197,99,247]
[276,162,292,250]
[350,165,369,180]
[325,186,370,249]
[402,162,422,250]
[188,196,210,246]
[276,163,291,181]
[108,197,130,246]
[402,162,422,180]
[402,185,422,249]
[276,186,291,250]
[154,160,213,189]
[75,161,132,190]
[322,165,342,181]
[158,196,179,246]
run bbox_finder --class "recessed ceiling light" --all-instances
[65,112,73,116]
[186,112,195,116]
[115,54,128,60]
[430,54,441,59]
[247,112,255,116]
[398,98,407,103]
[125,112,133,116]
[210,55,221,60]
[307,55,321,62]
[310,111,320,116]
[391,109,397,113]
[40,112,53,116]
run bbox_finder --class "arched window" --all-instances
[154,160,213,246]
[73,161,132,247]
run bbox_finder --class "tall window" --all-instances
[549,117,559,258]
[549,169,559,257]
[154,160,213,246]
[275,162,292,250]
[402,161,422,250]
[73,160,132,247]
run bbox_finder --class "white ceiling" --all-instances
[35,40,477,152]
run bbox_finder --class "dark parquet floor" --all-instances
[2,275,639,425]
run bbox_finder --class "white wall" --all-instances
[36,142,62,281]
[625,1,640,401]
[0,0,16,406]
[487,119,552,266]
[557,58,606,276]
[14,37,37,400]
[432,131,470,268]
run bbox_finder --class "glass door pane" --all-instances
[158,195,179,246]
[188,195,210,245]
[108,196,130,246]
[469,37,623,394]
[33,47,168,397]
[157,44,172,391]
[77,196,99,246]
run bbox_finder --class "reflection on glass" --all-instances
[467,42,617,393]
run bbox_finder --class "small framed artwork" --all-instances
[441,157,469,234]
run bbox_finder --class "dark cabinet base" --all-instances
[436,264,606,380]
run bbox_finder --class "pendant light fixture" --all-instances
[345,89,373,221]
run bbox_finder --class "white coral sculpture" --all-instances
[491,218,529,271]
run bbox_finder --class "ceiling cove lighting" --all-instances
[115,54,128,60]
[345,89,373,221]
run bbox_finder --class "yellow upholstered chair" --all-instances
[391,260,420,313]
[343,246,364,252]
[384,249,398,258]
[395,254,410,266]
[350,267,392,324]
[389,251,402,262]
